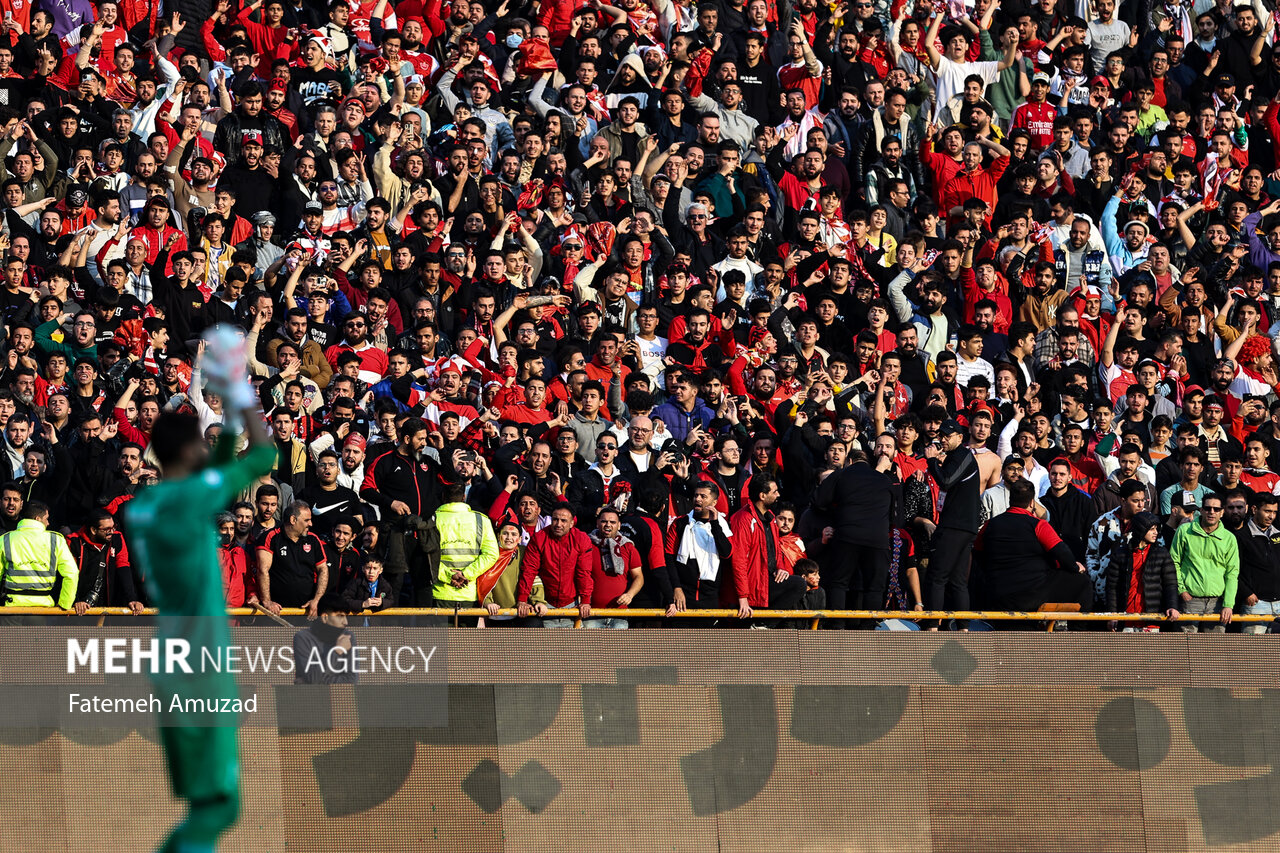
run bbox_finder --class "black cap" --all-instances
[938,419,965,437]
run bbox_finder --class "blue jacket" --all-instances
[651,400,715,442]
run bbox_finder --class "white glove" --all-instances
[201,324,251,404]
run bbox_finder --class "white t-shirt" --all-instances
[931,56,1002,121]
[635,334,669,379]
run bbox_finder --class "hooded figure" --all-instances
[1105,511,1180,621]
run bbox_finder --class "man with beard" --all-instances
[69,508,142,613]
[279,153,318,229]
[438,145,480,220]
[298,450,364,538]
[323,312,388,387]
[865,133,916,208]
[890,324,931,405]
[218,131,278,222]
[698,433,750,516]
[166,124,218,226]
[0,483,20,533]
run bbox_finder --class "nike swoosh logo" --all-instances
[312,502,347,514]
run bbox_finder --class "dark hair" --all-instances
[149,411,203,469]
[748,471,778,502]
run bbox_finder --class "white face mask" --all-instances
[506,33,524,48]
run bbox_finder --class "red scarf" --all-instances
[476,548,518,605]
[1126,544,1149,614]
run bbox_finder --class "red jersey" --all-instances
[1012,101,1056,151]
[776,60,822,110]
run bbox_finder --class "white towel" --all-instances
[676,512,731,581]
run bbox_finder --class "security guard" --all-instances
[0,500,79,609]
[432,481,499,623]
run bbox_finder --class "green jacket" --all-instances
[432,502,499,602]
[1170,519,1239,603]
[0,519,79,608]
[35,319,98,361]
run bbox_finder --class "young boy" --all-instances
[341,555,393,613]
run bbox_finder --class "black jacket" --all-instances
[976,507,1078,609]
[1235,519,1280,605]
[566,466,632,530]
[69,530,136,607]
[1105,542,1178,614]
[1042,484,1097,563]
[812,459,895,548]
[928,448,982,534]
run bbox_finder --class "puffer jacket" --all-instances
[1105,542,1178,614]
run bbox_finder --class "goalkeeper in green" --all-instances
[125,346,274,853]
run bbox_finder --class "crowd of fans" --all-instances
[0,0,1277,630]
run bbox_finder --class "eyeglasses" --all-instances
[345,321,366,328]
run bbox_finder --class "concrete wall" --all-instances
[2,630,1277,851]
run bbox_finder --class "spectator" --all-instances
[724,472,807,621]
[973,478,1091,615]
[340,555,394,614]
[1169,493,1239,633]
[69,508,143,614]
[292,594,357,684]
[1234,492,1280,634]
[517,504,595,627]
[924,419,982,613]
[585,508,643,628]
[1104,512,1180,630]
[812,446,895,612]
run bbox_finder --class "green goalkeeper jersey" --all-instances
[124,435,274,799]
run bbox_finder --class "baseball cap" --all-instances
[241,129,264,146]
[1215,72,1236,88]
[304,200,323,213]
[1032,71,1051,85]
[937,419,966,437]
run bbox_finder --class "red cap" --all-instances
[344,433,367,450]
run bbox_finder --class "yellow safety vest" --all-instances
[0,520,79,608]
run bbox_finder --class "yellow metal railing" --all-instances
[1,607,1272,629]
